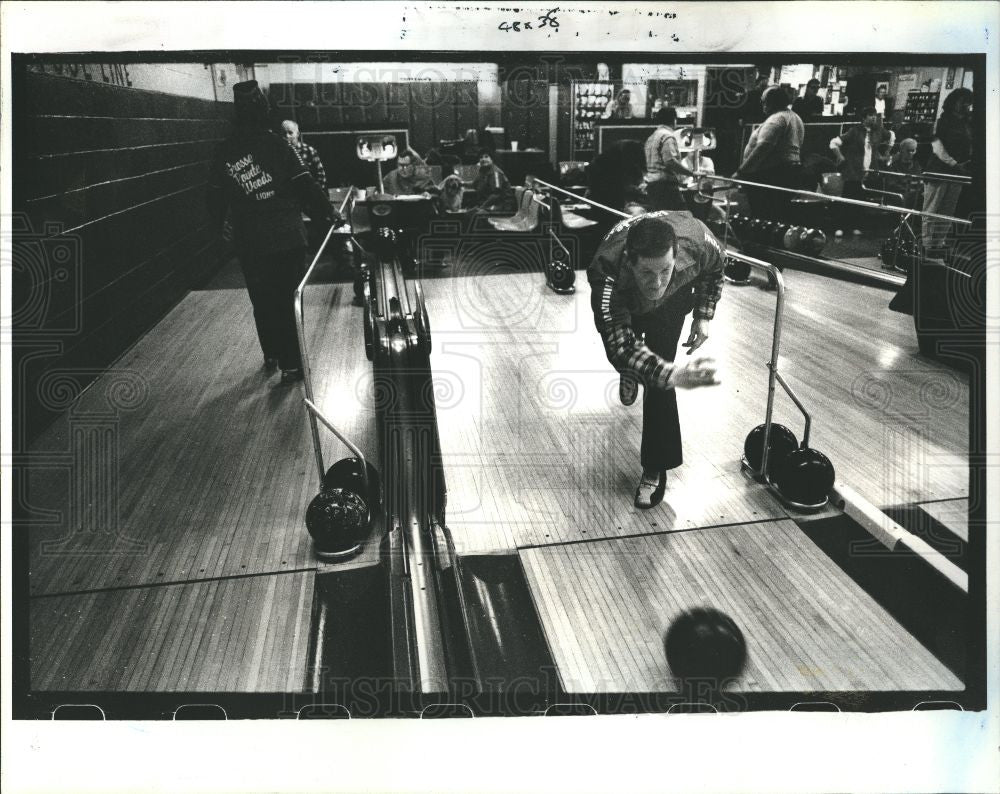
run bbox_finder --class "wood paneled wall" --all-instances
[12,70,231,443]
[269,81,479,166]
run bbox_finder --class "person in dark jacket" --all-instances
[792,79,825,122]
[208,80,338,384]
[921,87,973,253]
[587,212,724,509]
[828,106,895,231]
[471,149,514,212]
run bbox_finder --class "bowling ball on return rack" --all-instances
[664,607,748,683]
[783,226,803,251]
[322,456,381,506]
[743,423,799,476]
[305,487,369,560]
[547,260,576,293]
[773,446,836,509]
[772,223,790,247]
[807,229,827,255]
[724,257,752,284]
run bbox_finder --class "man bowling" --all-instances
[588,212,724,509]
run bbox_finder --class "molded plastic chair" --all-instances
[489,189,541,232]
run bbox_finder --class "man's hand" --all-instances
[682,318,711,354]
[667,356,721,389]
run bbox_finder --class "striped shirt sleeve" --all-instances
[693,227,725,321]
[591,275,676,391]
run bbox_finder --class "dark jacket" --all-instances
[834,123,893,182]
[208,129,333,256]
[926,113,972,174]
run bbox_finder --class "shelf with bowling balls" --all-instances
[728,212,828,257]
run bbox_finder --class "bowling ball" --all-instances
[808,229,827,255]
[664,607,748,682]
[798,227,814,250]
[774,447,836,507]
[724,257,751,283]
[305,487,369,558]
[322,457,381,505]
[549,261,576,292]
[743,423,799,475]
[772,223,789,247]
[783,226,802,250]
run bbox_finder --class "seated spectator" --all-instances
[381,151,438,196]
[281,120,326,190]
[792,79,825,122]
[643,107,694,211]
[471,149,514,212]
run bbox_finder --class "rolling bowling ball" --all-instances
[783,226,802,250]
[322,456,381,505]
[664,607,748,682]
[549,261,576,292]
[743,423,799,475]
[773,447,836,507]
[305,487,369,558]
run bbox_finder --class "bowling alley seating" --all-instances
[548,193,598,231]
[488,188,541,232]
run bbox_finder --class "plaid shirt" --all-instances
[289,140,326,190]
[586,211,725,390]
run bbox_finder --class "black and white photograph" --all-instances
[2,2,998,792]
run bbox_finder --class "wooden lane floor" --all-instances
[421,267,968,554]
[30,572,314,692]
[423,264,967,694]
[25,275,374,690]
[519,521,962,693]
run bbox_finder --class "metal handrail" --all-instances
[293,188,367,484]
[698,174,972,225]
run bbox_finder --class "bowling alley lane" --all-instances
[420,265,968,555]
[25,276,376,691]
[519,521,962,693]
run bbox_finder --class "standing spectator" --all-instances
[735,86,807,220]
[873,85,894,122]
[740,73,771,125]
[603,89,634,120]
[471,149,514,212]
[587,139,648,236]
[921,87,973,255]
[281,120,326,190]
[209,82,337,385]
[643,107,694,211]
[792,79,825,122]
[829,107,895,231]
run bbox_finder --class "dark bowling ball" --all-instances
[305,487,369,559]
[549,261,576,292]
[807,229,827,256]
[724,257,751,283]
[743,423,799,475]
[772,223,790,247]
[664,607,748,683]
[783,226,802,250]
[322,456,381,505]
[774,447,836,507]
